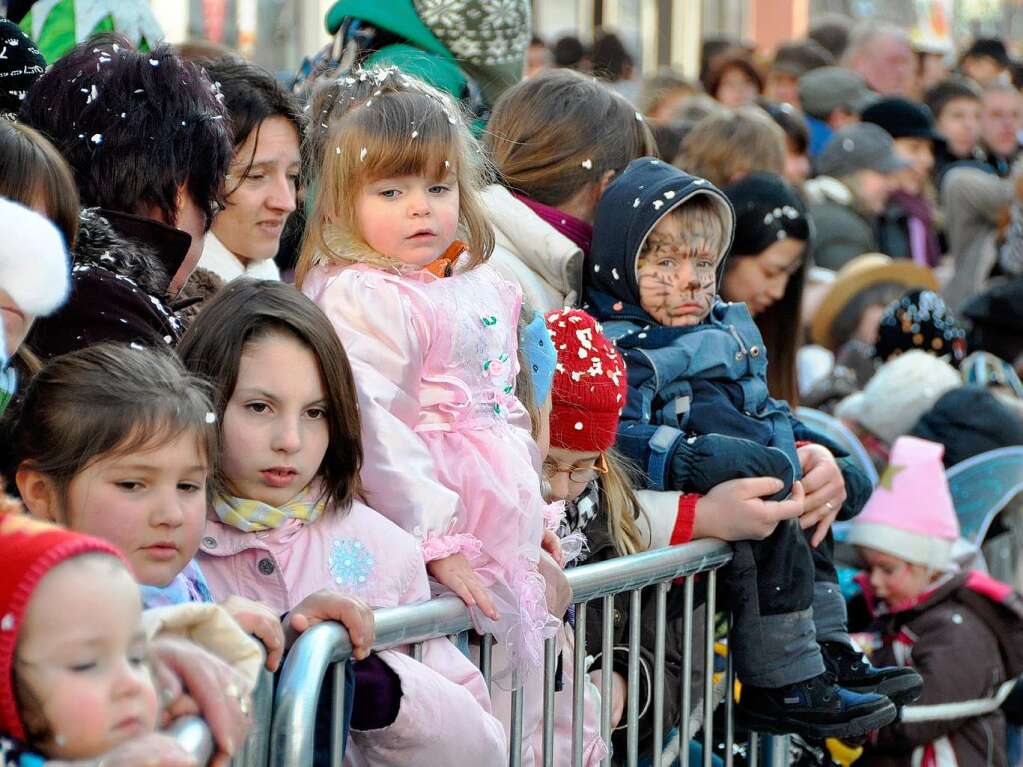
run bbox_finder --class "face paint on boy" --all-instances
[636,213,721,327]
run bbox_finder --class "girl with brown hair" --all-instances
[482,68,656,310]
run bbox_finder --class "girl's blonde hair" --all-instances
[602,450,648,556]
[296,72,495,285]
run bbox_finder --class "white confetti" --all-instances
[664,190,676,199]
[90,133,103,144]
[611,268,620,280]
[581,159,593,170]
[653,200,664,210]
[444,160,450,168]
[86,84,98,103]
[149,59,159,66]
[205,412,217,424]
[335,146,341,155]
[574,422,584,430]
[633,198,641,208]
[360,147,368,162]
[593,264,601,272]
[411,130,419,139]
[635,111,643,121]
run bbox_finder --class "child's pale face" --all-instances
[15,556,158,760]
[44,432,208,588]
[222,333,330,507]
[858,547,934,608]
[356,173,460,268]
[0,287,35,358]
[636,214,720,327]
[543,446,603,503]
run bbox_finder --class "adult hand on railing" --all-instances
[151,636,251,767]
[286,589,376,660]
[796,444,847,547]
[427,553,500,621]
[693,477,805,541]
[220,594,286,671]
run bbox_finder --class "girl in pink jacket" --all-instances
[178,280,506,765]
[296,77,561,689]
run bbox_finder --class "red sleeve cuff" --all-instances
[670,494,699,546]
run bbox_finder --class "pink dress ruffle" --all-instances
[304,262,560,686]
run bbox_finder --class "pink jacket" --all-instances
[303,263,558,682]
[199,500,506,765]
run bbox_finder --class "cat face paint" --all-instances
[636,206,723,327]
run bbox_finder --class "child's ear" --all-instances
[15,465,63,523]
[596,169,616,198]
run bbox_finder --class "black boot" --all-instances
[737,672,897,739]
[821,641,923,706]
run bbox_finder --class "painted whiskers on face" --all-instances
[637,228,720,327]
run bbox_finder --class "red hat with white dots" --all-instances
[545,309,628,452]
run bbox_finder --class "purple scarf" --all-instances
[892,190,940,268]
[512,192,593,256]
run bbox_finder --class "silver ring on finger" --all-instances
[825,501,835,511]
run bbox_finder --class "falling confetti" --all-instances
[581,159,593,170]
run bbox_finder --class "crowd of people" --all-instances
[0,2,1022,766]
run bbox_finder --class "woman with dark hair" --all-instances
[703,48,764,109]
[18,33,232,359]
[719,172,812,406]
[482,68,656,310]
[199,59,306,282]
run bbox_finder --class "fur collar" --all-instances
[74,209,172,298]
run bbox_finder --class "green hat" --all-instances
[326,0,530,107]
[798,66,877,121]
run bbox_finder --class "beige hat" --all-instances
[810,253,939,350]
[835,350,961,444]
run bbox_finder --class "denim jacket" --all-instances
[587,290,803,490]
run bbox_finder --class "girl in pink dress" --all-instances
[296,78,561,688]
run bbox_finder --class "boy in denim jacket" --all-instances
[583,158,921,739]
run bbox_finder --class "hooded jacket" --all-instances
[583,158,824,491]
[27,209,187,360]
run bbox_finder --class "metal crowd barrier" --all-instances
[268,538,735,767]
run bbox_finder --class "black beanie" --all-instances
[723,172,810,257]
[0,19,45,118]
[910,386,1023,467]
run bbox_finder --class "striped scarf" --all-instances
[213,485,327,533]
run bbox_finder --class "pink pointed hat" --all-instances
[847,436,961,570]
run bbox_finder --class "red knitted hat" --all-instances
[545,309,628,452]
[0,511,125,743]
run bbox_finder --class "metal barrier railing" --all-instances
[269,538,735,767]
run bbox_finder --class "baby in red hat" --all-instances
[0,511,164,761]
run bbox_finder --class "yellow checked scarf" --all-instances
[213,485,328,533]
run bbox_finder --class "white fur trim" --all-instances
[846,521,954,570]
[0,197,69,315]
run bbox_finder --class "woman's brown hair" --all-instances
[485,68,657,208]
[674,107,785,188]
[296,72,494,283]
[177,279,363,512]
[14,343,217,505]
[0,120,79,247]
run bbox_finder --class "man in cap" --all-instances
[804,123,913,270]
[766,38,834,109]
[799,66,878,157]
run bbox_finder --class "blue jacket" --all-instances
[583,158,827,492]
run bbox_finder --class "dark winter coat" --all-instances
[858,571,1009,767]
[910,386,1023,467]
[27,208,188,360]
[564,481,706,760]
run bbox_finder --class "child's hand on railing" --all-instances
[287,590,376,660]
[221,595,286,672]
[427,553,500,621]
[541,528,565,567]
[538,550,573,617]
